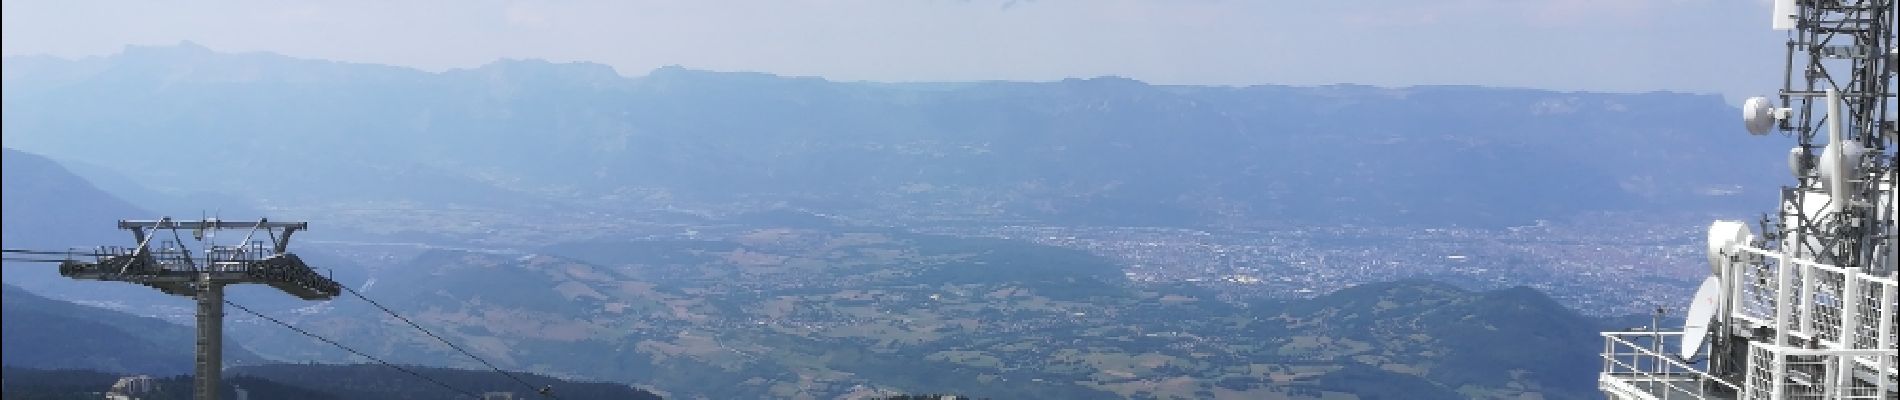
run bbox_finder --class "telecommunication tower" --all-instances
[1598,0,1898,399]
[57,218,342,400]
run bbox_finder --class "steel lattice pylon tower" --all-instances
[58,218,341,400]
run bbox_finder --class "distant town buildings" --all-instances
[98,375,251,400]
[103,375,157,400]
[918,211,1711,316]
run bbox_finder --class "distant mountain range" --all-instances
[0,42,1727,399]
[3,43,1788,227]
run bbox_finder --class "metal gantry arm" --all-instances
[54,217,340,400]
[119,218,308,254]
[116,219,310,230]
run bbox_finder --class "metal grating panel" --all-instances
[1742,254,1780,322]
[1810,267,1846,345]
[1748,344,1777,400]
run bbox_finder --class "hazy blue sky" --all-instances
[4,0,1787,101]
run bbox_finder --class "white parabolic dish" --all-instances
[1680,276,1723,360]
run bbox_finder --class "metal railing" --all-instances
[86,241,280,272]
[1605,238,1898,399]
[1601,331,1740,400]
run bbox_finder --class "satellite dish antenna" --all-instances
[1679,276,1723,360]
[1743,96,1780,135]
[1706,220,1750,275]
[1788,147,1810,177]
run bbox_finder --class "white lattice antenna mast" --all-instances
[1599,1,1897,399]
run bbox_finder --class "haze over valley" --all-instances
[0,6,1797,398]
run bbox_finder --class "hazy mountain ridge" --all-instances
[0,148,224,320]
[3,44,1786,227]
[0,284,265,375]
[1,147,369,320]
[0,44,1746,399]
[1261,280,1601,398]
[0,148,146,249]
